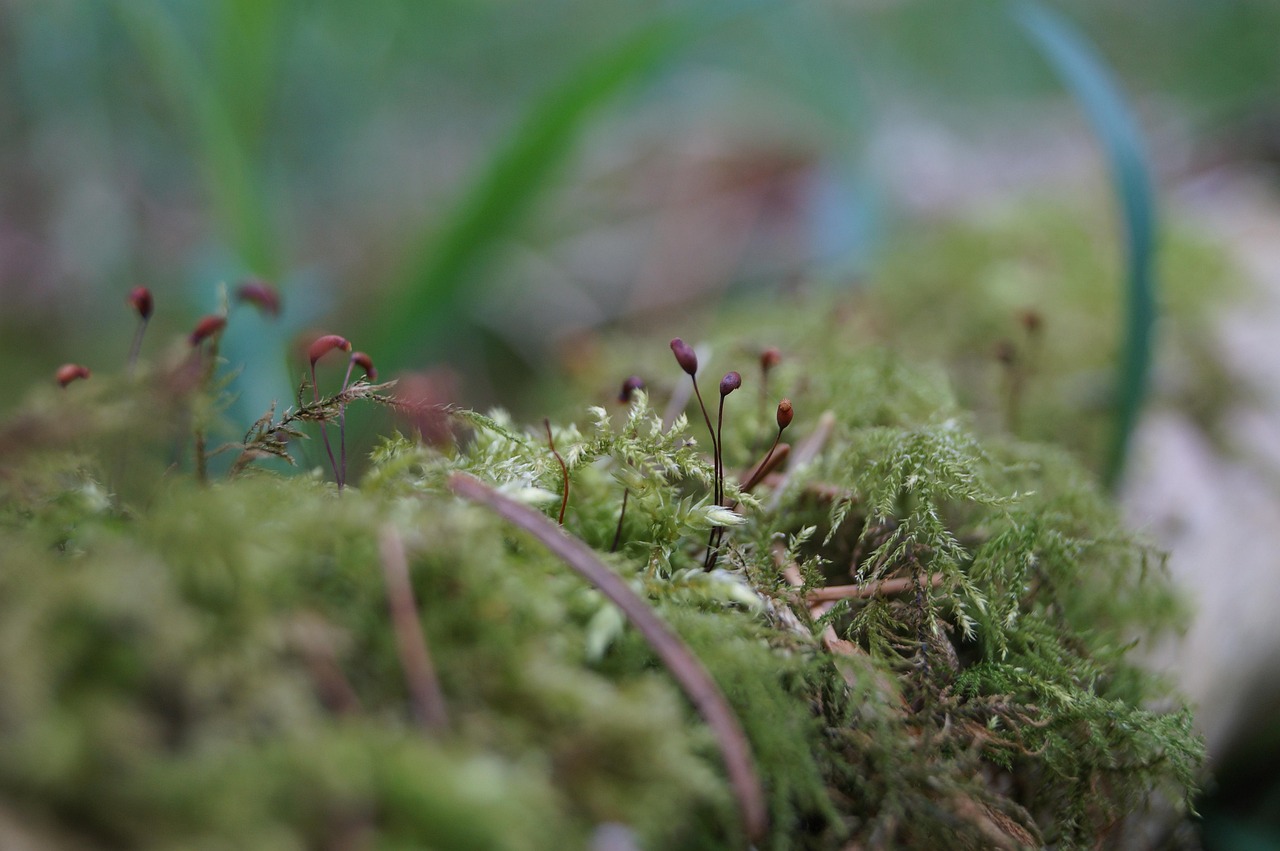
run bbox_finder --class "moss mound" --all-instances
[0,312,1202,849]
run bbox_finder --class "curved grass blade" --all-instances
[1013,1,1156,487]
[448,472,769,843]
[375,20,688,370]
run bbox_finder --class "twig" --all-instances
[544,419,569,526]
[449,473,767,842]
[378,524,449,733]
[806,573,946,603]
[290,613,363,717]
[773,545,905,703]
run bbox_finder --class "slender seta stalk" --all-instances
[189,314,227,483]
[745,399,793,496]
[337,352,376,489]
[544,418,569,525]
[706,372,741,569]
[127,286,153,375]
[308,334,352,489]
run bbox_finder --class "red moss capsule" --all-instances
[308,334,351,366]
[127,286,153,320]
[760,347,781,373]
[719,371,742,397]
[776,398,793,431]
[618,375,645,403]
[350,351,377,381]
[189,315,227,346]
[55,363,91,387]
[670,338,698,376]
[236,279,281,316]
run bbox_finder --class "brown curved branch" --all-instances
[379,525,450,733]
[448,473,768,842]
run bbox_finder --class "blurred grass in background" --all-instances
[4,1,1277,413]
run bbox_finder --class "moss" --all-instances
[0,287,1203,848]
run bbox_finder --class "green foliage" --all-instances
[0,317,1203,848]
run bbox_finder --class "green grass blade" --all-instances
[112,0,277,276]
[1013,0,1156,487]
[213,0,285,162]
[374,19,689,370]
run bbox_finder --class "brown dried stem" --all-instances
[449,472,767,842]
[289,614,363,717]
[378,524,449,734]
[806,573,946,603]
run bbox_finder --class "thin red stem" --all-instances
[689,377,721,569]
[706,395,728,569]
[690,378,717,468]
[337,360,357,489]
[128,318,148,375]
[744,429,783,495]
[545,419,569,525]
[312,364,342,489]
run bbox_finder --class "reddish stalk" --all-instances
[544,419,569,525]
[189,314,228,484]
[307,335,351,489]
[738,444,790,495]
[126,286,153,375]
[337,352,376,489]
[744,399,792,496]
[766,410,834,512]
[449,473,767,842]
[706,371,741,570]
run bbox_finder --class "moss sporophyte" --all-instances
[8,290,1203,849]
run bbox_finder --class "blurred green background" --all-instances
[4,1,1277,411]
[3,1,1280,844]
